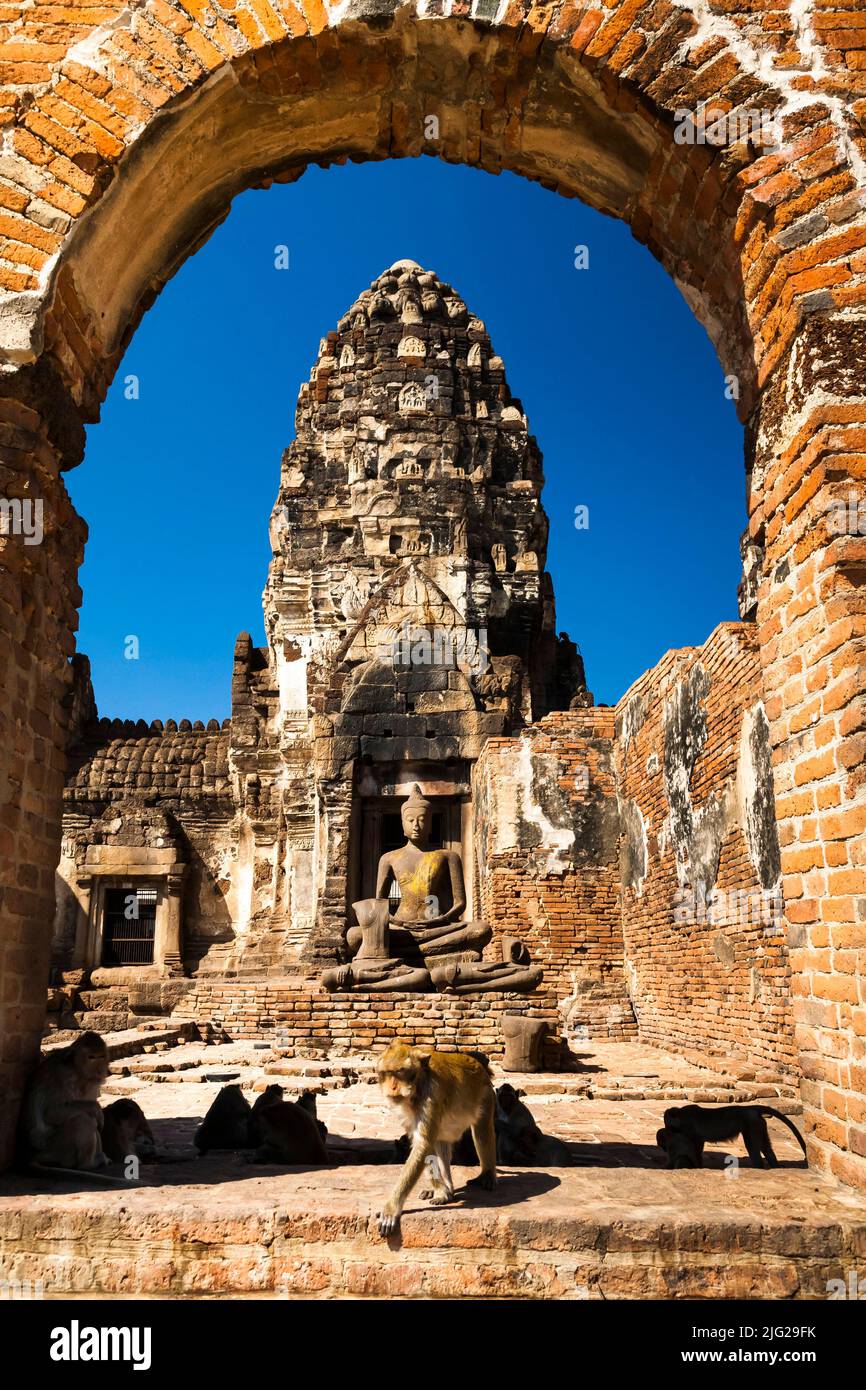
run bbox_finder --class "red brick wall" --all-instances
[473,709,636,1046]
[0,396,85,1168]
[173,978,564,1067]
[614,622,797,1079]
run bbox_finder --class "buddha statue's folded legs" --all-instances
[429,960,543,994]
[345,917,491,963]
[401,919,492,957]
[321,960,433,992]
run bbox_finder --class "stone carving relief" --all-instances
[398,336,426,358]
[399,382,427,413]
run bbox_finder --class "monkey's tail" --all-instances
[27,1162,141,1188]
[759,1108,809,1164]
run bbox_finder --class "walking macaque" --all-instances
[376,1042,496,1235]
[19,1032,110,1172]
[101,1100,156,1164]
[252,1100,329,1165]
[656,1104,808,1169]
[495,1083,573,1166]
[194,1084,252,1153]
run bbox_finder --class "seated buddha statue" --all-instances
[345,786,491,964]
[322,787,543,994]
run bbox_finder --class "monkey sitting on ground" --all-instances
[194,1084,252,1153]
[656,1104,808,1169]
[495,1084,574,1166]
[101,1099,156,1164]
[376,1042,496,1236]
[297,1090,328,1144]
[251,1099,329,1165]
[19,1031,110,1173]
[247,1085,285,1147]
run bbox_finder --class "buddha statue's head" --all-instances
[401,785,431,847]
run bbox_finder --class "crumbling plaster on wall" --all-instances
[738,701,783,894]
[618,796,648,898]
[481,738,574,874]
[618,656,783,908]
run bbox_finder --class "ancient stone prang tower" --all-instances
[252,258,584,964]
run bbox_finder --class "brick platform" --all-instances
[2,1164,864,1300]
[3,1036,859,1300]
[169,978,635,1063]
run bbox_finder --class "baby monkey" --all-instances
[657,1104,808,1169]
[377,1042,496,1235]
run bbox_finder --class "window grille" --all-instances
[102,887,157,965]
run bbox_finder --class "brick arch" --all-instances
[0,1,864,1187]
[0,1,851,419]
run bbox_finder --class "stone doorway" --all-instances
[101,887,158,968]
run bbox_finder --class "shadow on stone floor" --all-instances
[447,1170,561,1207]
[379,1171,564,1249]
[566,1141,807,1171]
[566,1053,605,1073]
[1,1121,809,1197]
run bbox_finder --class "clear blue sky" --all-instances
[69,158,745,721]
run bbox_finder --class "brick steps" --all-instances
[44,1024,195,1058]
[1,1163,863,1299]
[101,1049,798,1106]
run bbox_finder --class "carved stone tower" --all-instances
[234,260,585,965]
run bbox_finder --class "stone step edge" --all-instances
[43,1023,197,1060]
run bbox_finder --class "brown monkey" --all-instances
[101,1100,156,1164]
[247,1084,285,1146]
[495,1084,573,1166]
[194,1084,252,1152]
[657,1104,808,1169]
[252,1100,329,1165]
[19,1031,110,1172]
[297,1089,328,1144]
[376,1043,496,1235]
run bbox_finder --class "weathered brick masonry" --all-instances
[57,711,238,976]
[171,979,565,1066]
[0,1,863,1187]
[474,708,637,1043]
[615,623,798,1078]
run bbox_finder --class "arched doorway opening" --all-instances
[0,8,863,1190]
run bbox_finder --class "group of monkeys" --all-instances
[18,1032,154,1180]
[15,1032,808,1235]
[372,1042,808,1234]
[194,1083,329,1164]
